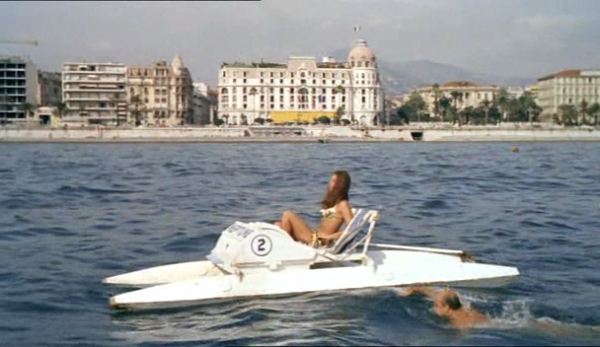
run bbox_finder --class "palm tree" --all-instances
[54,101,67,120]
[495,88,510,122]
[579,100,588,126]
[432,83,442,119]
[129,94,145,126]
[439,96,452,123]
[20,102,37,119]
[450,91,461,124]
[480,99,491,125]
[249,87,258,123]
[588,102,600,127]
[558,104,577,126]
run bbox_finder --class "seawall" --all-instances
[0,126,599,143]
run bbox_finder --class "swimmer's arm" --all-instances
[399,286,436,299]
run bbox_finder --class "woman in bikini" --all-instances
[274,170,354,247]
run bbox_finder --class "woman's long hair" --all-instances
[321,170,351,208]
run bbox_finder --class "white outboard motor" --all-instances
[207,221,318,274]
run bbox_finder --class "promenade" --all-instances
[1,124,599,143]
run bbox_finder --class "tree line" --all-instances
[389,85,600,126]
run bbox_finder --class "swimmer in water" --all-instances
[400,286,487,330]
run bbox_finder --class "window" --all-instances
[270,95,274,102]
[301,79,306,84]
[270,103,274,109]
[322,88,326,93]
[300,72,305,78]
[280,79,283,84]
[243,104,247,109]
[298,88,308,109]
[242,87,247,93]
[322,80,326,85]
[243,95,247,102]
[280,88,284,93]
[233,78,237,83]
[312,79,316,84]
[279,95,284,102]
[270,72,274,77]
[243,79,247,84]
[243,71,247,77]
[270,79,274,84]
[280,103,284,109]
[260,79,264,83]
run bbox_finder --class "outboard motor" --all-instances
[208,222,318,273]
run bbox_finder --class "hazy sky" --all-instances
[2,0,599,85]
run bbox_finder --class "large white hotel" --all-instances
[217,39,384,126]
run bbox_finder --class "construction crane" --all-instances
[0,40,38,46]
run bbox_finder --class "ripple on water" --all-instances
[0,142,599,346]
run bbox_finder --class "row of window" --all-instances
[556,77,598,84]
[225,70,349,79]
[0,64,27,69]
[220,102,378,111]
[223,94,349,103]
[63,75,125,81]
[220,87,375,95]
[556,87,599,94]
[222,78,351,86]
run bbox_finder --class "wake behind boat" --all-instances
[103,209,519,311]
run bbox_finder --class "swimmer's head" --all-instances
[434,290,462,315]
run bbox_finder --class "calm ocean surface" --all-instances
[1,142,599,346]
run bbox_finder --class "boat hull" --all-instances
[102,260,222,287]
[108,250,519,311]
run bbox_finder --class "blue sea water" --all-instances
[0,142,599,346]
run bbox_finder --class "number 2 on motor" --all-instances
[251,235,272,256]
[257,238,266,252]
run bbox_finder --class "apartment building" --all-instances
[62,62,127,125]
[413,81,499,117]
[0,56,38,123]
[537,69,600,121]
[126,55,193,127]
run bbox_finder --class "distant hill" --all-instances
[328,49,537,97]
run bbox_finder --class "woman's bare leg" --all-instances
[281,210,313,244]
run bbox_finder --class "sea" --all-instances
[1,142,599,346]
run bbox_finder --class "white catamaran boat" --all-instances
[104,209,519,311]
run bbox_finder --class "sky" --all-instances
[2,0,600,86]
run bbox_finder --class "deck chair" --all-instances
[326,208,375,254]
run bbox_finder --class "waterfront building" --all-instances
[217,39,384,126]
[37,71,62,107]
[62,62,127,126]
[126,55,193,127]
[412,81,500,117]
[537,69,600,122]
[190,82,217,125]
[0,56,38,123]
